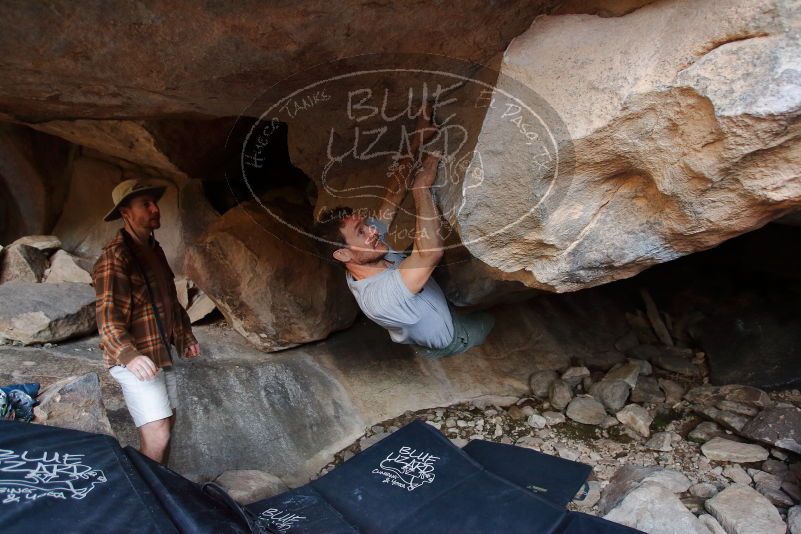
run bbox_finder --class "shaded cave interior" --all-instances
[0,116,799,390]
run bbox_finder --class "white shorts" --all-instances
[109,365,179,428]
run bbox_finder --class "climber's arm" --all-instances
[398,153,444,294]
[375,102,436,230]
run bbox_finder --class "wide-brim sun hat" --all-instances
[104,179,167,222]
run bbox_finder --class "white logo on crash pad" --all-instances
[0,448,107,504]
[372,446,439,491]
[258,508,306,533]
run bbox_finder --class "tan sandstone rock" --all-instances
[186,195,358,351]
[442,0,801,293]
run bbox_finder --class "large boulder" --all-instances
[598,465,691,515]
[185,195,358,351]
[0,243,48,283]
[0,282,96,344]
[11,234,61,251]
[740,406,801,454]
[35,373,114,436]
[43,249,92,284]
[603,482,712,534]
[705,484,787,534]
[439,0,801,293]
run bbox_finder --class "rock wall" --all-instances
[0,0,559,120]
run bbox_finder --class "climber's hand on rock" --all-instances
[411,152,441,191]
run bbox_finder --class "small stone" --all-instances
[542,411,566,425]
[506,406,525,420]
[581,376,593,392]
[645,432,673,452]
[561,366,591,387]
[782,480,801,502]
[688,421,725,444]
[515,435,543,450]
[527,413,547,429]
[529,370,558,399]
[791,463,801,484]
[631,375,665,404]
[720,384,773,408]
[690,482,719,499]
[603,362,641,389]
[698,513,727,534]
[520,405,536,417]
[685,385,722,405]
[705,484,786,534]
[616,404,653,437]
[554,444,580,461]
[650,350,699,377]
[600,415,619,429]
[755,483,795,507]
[566,396,607,425]
[751,469,783,489]
[694,405,750,432]
[549,379,573,411]
[788,506,800,534]
[658,378,685,405]
[590,379,631,413]
[716,399,759,417]
[771,448,789,461]
[761,459,789,476]
[723,464,752,485]
[627,358,652,376]
[701,437,770,463]
[445,418,456,428]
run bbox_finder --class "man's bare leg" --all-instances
[139,417,171,463]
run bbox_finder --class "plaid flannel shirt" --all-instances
[93,229,197,369]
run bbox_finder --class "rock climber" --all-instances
[314,105,495,358]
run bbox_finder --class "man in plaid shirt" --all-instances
[93,179,200,463]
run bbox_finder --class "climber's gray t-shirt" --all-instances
[346,220,454,349]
